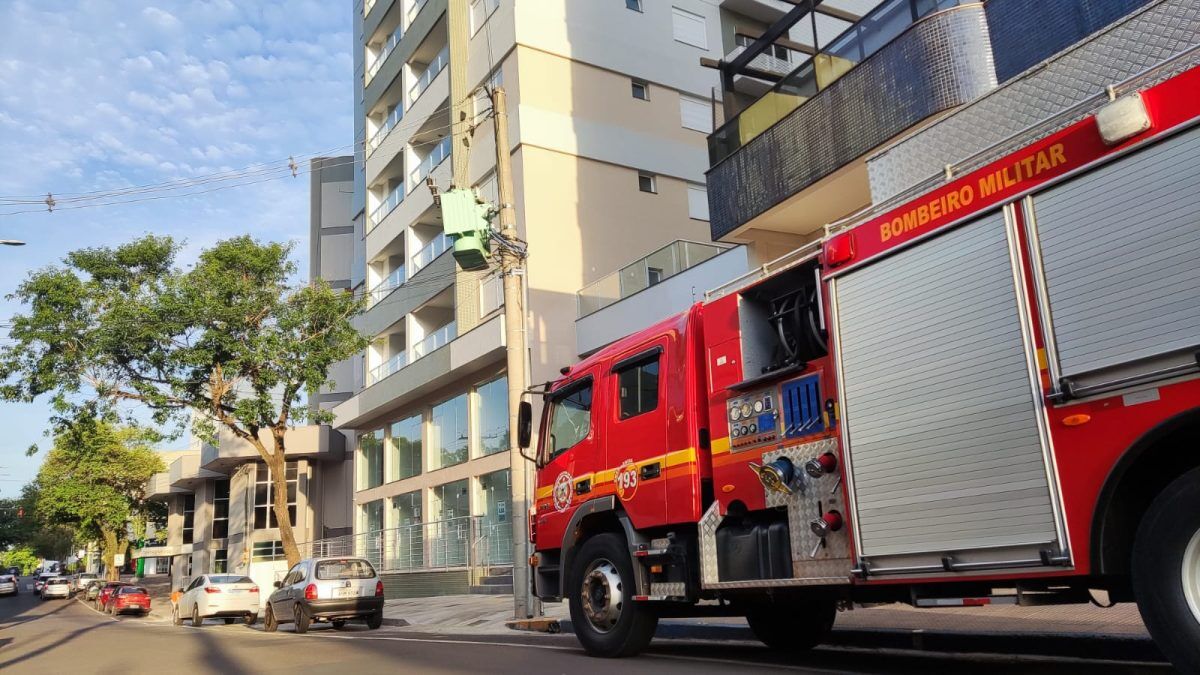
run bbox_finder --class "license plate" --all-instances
[128,604,141,609]
[335,587,357,598]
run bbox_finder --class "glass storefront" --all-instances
[359,429,385,489]
[389,415,422,481]
[390,491,423,569]
[430,394,469,470]
[430,479,470,566]
[477,470,512,565]
[475,376,508,458]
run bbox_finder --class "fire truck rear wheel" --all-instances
[568,533,658,658]
[745,596,836,653]
[1132,466,1200,673]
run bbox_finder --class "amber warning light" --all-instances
[826,233,855,267]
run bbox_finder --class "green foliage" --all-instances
[0,487,39,549]
[0,546,40,575]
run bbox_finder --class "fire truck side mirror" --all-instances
[517,401,533,450]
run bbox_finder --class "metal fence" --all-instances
[296,516,513,576]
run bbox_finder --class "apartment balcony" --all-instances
[169,453,226,491]
[576,241,748,356]
[365,68,447,190]
[366,159,450,264]
[334,313,505,429]
[200,425,347,473]
[707,0,997,241]
[365,0,445,113]
[358,236,454,339]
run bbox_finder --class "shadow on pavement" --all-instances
[0,598,78,632]
[189,627,254,674]
[0,615,113,670]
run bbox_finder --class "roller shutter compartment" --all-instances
[836,212,1058,559]
[1031,126,1200,380]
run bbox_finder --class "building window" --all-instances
[252,540,286,561]
[361,499,384,533]
[212,479,230,539]
[430,479,470,567]
[254,462,298,529]
[631,78,649,101]
[477,469,512,565]
[735,33,791,61]
[389,415,422,482]
[626,0,642,12]
[213,549,228,574]
[671,6,707,49]
[391,491,424,569]
[470,0,500,36]
[155,558,169,575]
[617,352,660,419]
[182,495,195,545]
[688,183,710,221]
[679,94,712,133]
[430,394,469,470]
[359,429,385,489]
[638,172,657,194]
[647,267,664,286]
[475,376,508,458]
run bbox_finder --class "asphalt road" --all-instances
[0,580,1174,674]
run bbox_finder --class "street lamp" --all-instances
[0,240,25,246]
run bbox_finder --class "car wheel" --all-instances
[294,604,310,634]
[191,605,203,628]
[568,533,658,658]
[244,613,258,626]
[366,612,383,630]
[745,596,837,653]
[332,619,348,630]
[1133,467,1200,673]
[263,604,278,633]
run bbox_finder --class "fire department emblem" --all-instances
[615,460,639,501]
[552,471,574,512]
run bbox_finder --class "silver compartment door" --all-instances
[835,212,1059,559]
[1030,125,1200,385]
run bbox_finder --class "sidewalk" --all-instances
[381,593,1163,661]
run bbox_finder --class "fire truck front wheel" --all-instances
[745,596,836,653]
[1132,466,1200,673]
[568,533,658,658]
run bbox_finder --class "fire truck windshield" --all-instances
[547,380,593,461]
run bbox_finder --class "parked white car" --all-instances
[174,574,261,627]
[73,572,98,593]
[263,557,385,633]
[0,574,17,596]
[40,576,71,600]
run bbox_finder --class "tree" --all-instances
[0,487,39,549]
[0,546,40,575]
[0,236,369,567]
[35,417,164,580]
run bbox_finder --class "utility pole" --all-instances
[492,86,537,620]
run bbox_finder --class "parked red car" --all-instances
[95,582,128,611]
[107,586,151,616]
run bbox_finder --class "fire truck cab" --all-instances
[524,63,1200,669]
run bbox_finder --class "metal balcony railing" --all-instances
[408,137,451,191]
[368,104,403,156]
[364,0,377,16]
[368,350,408,385]
[369,181,405,228]
[710,0,967,165]
[366,24,404,83]
[726,43,800,79]
[298,515,513,574]
[406,0,430,26]
[368,265,407,306]
[577,240,728,318]
[408,44,449,105]
[412,322,456,359]
[410,232,448,274]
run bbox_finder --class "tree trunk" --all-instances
[101,527,120,581]
[264,430,302,568]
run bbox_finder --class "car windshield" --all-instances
[208,575,253,585]
[119,586,147,595]
[316,559,376,580]
[48,578,69,585]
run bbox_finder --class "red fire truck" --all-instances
[519,64,1200,669]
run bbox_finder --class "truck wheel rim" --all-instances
[1185,526,1200,625]
[580,559,623,633]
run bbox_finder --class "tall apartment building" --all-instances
[315,0,730,597]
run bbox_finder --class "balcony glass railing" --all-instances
[408,136,451,190]
[577,240,728,318]
[406,0,429,26]
[368,350,408,385]
[368,104,403,155]
[412,322,456,359]
[364,0,377,16]
[369,182,406,228]
[410,232,449,274]
[366,25,404,82]
[368,265,407,306]
[709,0,966,165]
[408,44,449,104]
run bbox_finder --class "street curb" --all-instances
[509,619,1165,663]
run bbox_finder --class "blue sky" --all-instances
[0,0,353,494]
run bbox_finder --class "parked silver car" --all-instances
[263,557,385,633]
[73,572,98,593]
